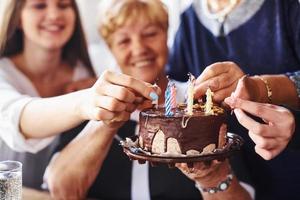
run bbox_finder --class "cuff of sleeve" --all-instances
[286,72,300,98]
[0,96,56,153]
[280,104,300,150]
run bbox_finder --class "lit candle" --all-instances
[170,82,177,109]
[187,73,195,115]
[205,88,214,115]
[165,81,173,116]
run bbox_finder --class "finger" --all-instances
[103,111,131,126]
[227,97,286,123]
[197,72,236,91]
[99,70,159,101]
[97,84,137,103]
[125,103,138,112]
[254,146,279,160]
[134,96,144,103]
[210,84,236,102]
[95,96,127,112]
[196,62,230,84]
[113,111,131,122]
[248,131,278,149]
[232,75,252,100]
[234,108,274,137]
[90,107,116,121]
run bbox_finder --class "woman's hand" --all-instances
[64,77,97,93]
[78,70,160,127]
[225,96,295,160]
[176,160,223,181]
[194,62,244,102]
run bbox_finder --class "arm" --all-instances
[194,62,299,108]
[45,120,118,199]
[176,160,252,200]
[224,76,296,160]
[20,70,159,139]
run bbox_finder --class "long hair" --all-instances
[0,0,95,75]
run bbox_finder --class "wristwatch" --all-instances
[195,173,233,194]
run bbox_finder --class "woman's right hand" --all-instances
[78,70,160,128]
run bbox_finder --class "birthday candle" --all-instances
[170,82,177,109]
[152,83,159,109]
[187,73,195,115]
[205,88,214,115]
[165,81,173,116]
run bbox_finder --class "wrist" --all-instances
[194,161,231,190]
[73,89,92,120]
[252,75,272,103]
[195,172,234,194]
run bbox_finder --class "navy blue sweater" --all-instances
[167,1,300,199]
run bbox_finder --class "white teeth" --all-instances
[134,60,152,68]
[43,25,62,32]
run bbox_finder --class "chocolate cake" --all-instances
[138,103,227,156]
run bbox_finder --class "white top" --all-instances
[0,57,91,153]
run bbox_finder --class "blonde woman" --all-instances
[45,0,253,199]
[0,0,156,190]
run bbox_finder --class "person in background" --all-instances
[0,0,156,190]
[167,0,300,199]
[44,0,253,199]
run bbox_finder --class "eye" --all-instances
[143,27,160,38]
[58,1,72,9]
[117,38,130,47]
[31,2,47,9]
[144,31,158,38]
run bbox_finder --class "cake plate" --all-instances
[120,132,243,167]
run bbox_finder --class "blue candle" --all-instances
[165,81,173,116]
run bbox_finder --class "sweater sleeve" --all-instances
[285,106,300,150]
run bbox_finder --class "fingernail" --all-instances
[149,92,158,101]
[224,97,233,105]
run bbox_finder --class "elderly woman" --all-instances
[45,0,253,199]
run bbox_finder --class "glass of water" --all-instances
[0,161,22,200]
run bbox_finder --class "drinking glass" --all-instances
[0,161,22,200]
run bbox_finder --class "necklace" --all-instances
[202,0,239,23]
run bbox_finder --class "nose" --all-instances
[47,5,62,20]
[131,37,148,56]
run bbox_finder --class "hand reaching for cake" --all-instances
[78,70,160,129]
[193,62,245,103]
[225,96,295,160]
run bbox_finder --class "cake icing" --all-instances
[138,103,227,156]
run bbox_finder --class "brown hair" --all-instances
[0,0,94,75]
[98,0,168,46]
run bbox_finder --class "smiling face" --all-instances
[109,17,168,84]
[20,0,76,51]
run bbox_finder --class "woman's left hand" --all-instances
[225,96,295,160]
[194,62,244,102]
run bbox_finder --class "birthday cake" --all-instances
[138,103,227,156]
